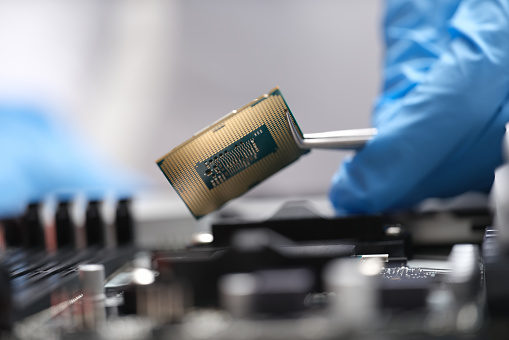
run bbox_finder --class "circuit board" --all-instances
[156,87,308,218]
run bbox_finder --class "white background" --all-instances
[0,0,383,199]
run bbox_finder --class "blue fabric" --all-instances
[330,0,509,214]
[0,104,136,218]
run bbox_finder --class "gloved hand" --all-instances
[0,104,138,218]
[330,0,509,214]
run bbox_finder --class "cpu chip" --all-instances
[156,87,308,218]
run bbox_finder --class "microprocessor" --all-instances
[156,87,308,219]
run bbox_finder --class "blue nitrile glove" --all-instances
[330,0,509,214]
[0,104,137,218]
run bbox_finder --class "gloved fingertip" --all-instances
[329,166,373,216]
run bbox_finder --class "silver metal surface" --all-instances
[286,111,377,150]
[79,264,105,299]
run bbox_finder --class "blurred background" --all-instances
[0,0,382,214]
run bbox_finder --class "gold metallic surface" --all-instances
[156,87,306,218]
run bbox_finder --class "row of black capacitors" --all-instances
[2,199,133,251]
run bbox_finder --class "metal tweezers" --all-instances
[285,111,377,150]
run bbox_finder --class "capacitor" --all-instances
[22,203,44,249]
[115,199,134,246]
[79,264,106,329]
[85,200,105,247]
[55,201,75,250]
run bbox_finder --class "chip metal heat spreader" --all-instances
[156,87,308,219]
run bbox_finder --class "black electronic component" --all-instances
[85,200,104,247]
[220,268,314,317]
[379,267,441,311]
[55,201,75,250]
[0,263,12,332]
[22,203,44,249]
[115,198,134,246]
[483,228,509,315]
[156,228,354,307]
[3,219,23,248]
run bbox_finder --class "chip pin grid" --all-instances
[156,87,308,218]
